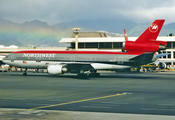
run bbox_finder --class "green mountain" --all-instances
[55,19,137,34]
[127,22,175,37]
[0,18,175,47]
[0,18,72,47]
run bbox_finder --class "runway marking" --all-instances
[141,108,175,111]
[49,100,61,102]
[2,93,126,115]
[28,93,126,110]
[158,104,174,106]
[26,103,52,106]
[91,104,120,107]
[142,105,175,111]
[81,106,111,109]
[150,106,175,109]
[0,98,25,100]
[101,102,129,104]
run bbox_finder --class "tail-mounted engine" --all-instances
[122,41,167,52]
[122,20,167,52]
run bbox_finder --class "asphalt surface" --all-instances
[0,71,175,119]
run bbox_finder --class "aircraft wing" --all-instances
[62,63,95,73]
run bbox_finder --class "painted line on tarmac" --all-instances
[26,103,52,106]
[2,93,126,115]
[81,106,111,109]
[150,106,175,109]
[49,100,61,102]
[1,98,25,100]
[101,102,129,104]
[158,104,174,106]
[28,93,126,110]
[141,108,175,111]
[141,105,175,111]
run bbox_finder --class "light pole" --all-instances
[73,28,81,51]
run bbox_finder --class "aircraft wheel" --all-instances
[23,73,27,76]
[90,70,97,73]
[77,73,88,79]
[89,73,100,77]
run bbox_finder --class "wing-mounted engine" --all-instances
[122,41,167,52]
[47,64,93,75]
[47,65,67,75]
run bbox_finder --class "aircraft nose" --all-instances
[2,56,7,64]
[2,59,5,64]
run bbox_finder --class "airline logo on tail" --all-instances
[149,23,158,33]
[122,19,167,52]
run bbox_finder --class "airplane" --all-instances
[2,19,167,77]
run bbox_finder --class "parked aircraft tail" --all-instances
[135,19,165,43]
[122,19,167,52]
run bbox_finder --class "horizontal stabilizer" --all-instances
[129,53,154,65]
[156,53,170,58]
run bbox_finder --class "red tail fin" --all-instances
[123,29,128,41]
[135,19,165,43]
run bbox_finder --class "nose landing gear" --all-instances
[23,69,27,76]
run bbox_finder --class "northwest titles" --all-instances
[23,53,56,58]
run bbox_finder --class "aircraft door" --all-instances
[36,56,41,62]
[118,56,123,64]
[71,55,75,62]
[36,56,43,68]
[11,55,14,62]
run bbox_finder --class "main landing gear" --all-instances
[89,70,100,77]
[23,68,27,76]
[77,70,100,78]
[77,73,88,78]
[77,70,88,78]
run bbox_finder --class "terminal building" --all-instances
[60,32,175,67]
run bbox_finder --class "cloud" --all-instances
[0,0,175,25]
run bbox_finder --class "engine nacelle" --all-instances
[158,62,167,69]
[122,41,166,52]
[47,65,67,75]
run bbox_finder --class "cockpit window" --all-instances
[5,55,9,58]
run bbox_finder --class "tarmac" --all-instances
[1,71,175,119]
[1,108,175,120]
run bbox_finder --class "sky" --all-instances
[0,0,175,25]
